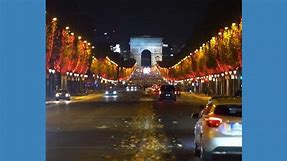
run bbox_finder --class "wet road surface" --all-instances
[46,91,209,161]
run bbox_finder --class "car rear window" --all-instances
[214,105,242,117]
[160,85,175,92]
[57,89,68,93]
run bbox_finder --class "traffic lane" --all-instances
[46,92,205,161]
[46,91,148,108]
[46,93,104,106]
[47,101,171,161]
[153,95,208,161]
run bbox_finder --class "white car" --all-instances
[193,97,242,161]
[105,87,118,97]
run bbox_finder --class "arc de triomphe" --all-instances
[129,36,163,68]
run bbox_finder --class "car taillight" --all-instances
[174,91,177,94]
[159,91,161,94]
[205,117,222,127]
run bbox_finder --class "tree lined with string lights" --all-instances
[46,18,93,76]
[46,17,57,71]
[158,20,242,81]
[90,56,136,81]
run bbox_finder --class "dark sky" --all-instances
[47,0,241,51]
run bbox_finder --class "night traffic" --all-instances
[46,0,242,161]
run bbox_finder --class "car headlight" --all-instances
[65,93,70,97]
[105,91,109,94]
[55,93,60,97]
[113,91,117,94]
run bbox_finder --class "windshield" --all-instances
[160,85,175,92]
[56,89,68,93]
[214,105,242,117]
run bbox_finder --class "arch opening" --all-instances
[141,50,152,67]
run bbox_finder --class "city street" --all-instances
[46,91,208,161]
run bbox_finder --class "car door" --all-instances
[194,104,213,145]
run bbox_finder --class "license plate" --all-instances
[230,123,242,131]
[166,94,171,96]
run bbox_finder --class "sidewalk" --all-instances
[183,92,211,101]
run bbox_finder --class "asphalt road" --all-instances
[46,91,209,161]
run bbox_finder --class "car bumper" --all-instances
[159,94,176,100]
[203,136,242,154]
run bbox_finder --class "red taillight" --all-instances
[205,117,222,127]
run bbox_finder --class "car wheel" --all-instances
[56,99,59,101]
[194,144,201,157]
[200,146,211,161]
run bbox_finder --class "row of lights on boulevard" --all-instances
[165,70,241,84]
[66,72,88,78]
[48,69,56,74]
[52,17,94,49]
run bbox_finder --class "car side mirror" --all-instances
[191,113,199,119]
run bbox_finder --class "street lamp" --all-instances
[78,36,82,40]
[52,17,57,21]
[65,26,69,30]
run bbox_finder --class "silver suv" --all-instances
[193,97,242,161]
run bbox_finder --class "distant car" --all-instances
[55,89,70,101]
[105,87,118,97]
[193,97,242,161]
[126,85,137,92]
[175,88,181,96]
[159,85,176,101]
[144,87,153,93]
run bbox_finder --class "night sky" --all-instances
[47,0,241,51]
